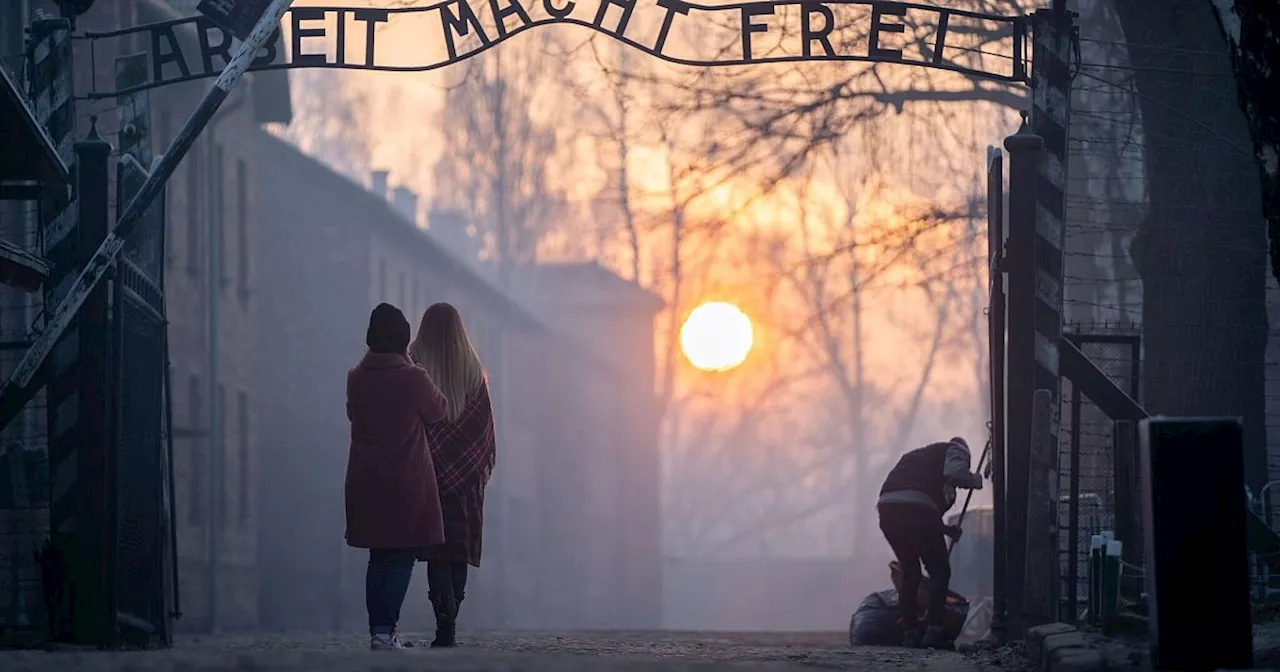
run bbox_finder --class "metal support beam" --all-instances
[1058,338,1146,421]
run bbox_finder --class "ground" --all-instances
[0,630,1031,671]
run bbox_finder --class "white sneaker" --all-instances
[370,633,409,650]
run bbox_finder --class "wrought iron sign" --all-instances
[81,0,1028,99]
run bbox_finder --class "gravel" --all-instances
[0,629,1032,672]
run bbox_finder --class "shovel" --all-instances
[948,438,992,556]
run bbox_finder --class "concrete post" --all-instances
[1023,388,1056,629]
[1001,120,1043,640]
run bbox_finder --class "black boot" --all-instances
[429,593,457,648]
[921,625,954,650]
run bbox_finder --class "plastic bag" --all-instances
[849,590,903,646]
[889,560,972,640]
[956,596,993,646]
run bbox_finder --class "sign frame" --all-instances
[81,0,1031,100]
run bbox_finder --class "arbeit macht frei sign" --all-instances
[81,1,1028,99]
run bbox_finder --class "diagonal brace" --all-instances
[1059,336,1148,421]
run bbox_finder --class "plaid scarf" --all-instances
[425,378,496,497]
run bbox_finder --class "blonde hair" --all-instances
[410,303,484,422]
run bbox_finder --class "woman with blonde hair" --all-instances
[409,302,496,648]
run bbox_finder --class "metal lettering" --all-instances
[740,3,773,62]
[84,2,1030,100]
[440,0,491,61]
[290,7,329,67]
[592,0,637,38]
[490,0,535,38]
[149,24,190,82]
[868,1,905,61]
[800,3,835,58]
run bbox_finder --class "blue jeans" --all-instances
[366,549,416,635]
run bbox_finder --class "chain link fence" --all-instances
[1056,324,1141,623]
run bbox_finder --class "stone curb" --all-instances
[1026,623,1107,672]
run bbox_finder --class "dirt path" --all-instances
[0,630,1029,671]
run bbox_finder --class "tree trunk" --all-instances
[1111,0,1269,491]
[1207,1,1280,289]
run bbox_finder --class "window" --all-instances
[378,259,387,301]
[185,140,202,275]
[236,159,249,298]
[213,144,227,287]
[188,374,204,526]
[238,391,250,527]
[218,383,227,529]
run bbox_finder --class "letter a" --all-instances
[488,0,534,38]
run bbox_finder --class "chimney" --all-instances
[391,185,419,225]
[370,170,389,200]
[428,208,479,261]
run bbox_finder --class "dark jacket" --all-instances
[880,442,953,512]
[344,352,448,549]
[878,440,983,514]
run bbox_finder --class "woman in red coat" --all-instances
[409,303,497,648]
[346,303,448,650]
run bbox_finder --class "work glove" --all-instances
[944,525,963,542]
[970,472,985,490]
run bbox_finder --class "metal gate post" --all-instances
[1002,119,1043,640]
[50,120,113,645]
[1028,4,1075,627]
[986,146,1008,642]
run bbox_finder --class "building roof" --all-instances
[515,261,665,312]
[254,131,665,384]
[255,129,547,333]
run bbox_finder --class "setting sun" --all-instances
[680,302,754,372]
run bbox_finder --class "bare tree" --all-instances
[270,70,374,183]
[432,36,567,286]
[1110,0,1268,490]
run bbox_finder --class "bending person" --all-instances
[876,436,984,649]
[410,302,497,648]
[346,303,448,650]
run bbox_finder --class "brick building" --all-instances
[252,129,664,631]
[0,0,289,634]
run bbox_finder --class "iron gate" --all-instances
[110,156,173,645]
[1056,327,1141,623]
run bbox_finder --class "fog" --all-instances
[246,0,1010,634]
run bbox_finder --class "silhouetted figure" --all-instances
[877,437,983,649]
[345,303,448,650]
[410,303,496,648]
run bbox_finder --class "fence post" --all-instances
[1111,420,1139,599]
[986,145,1008,642]
[51,119,113,645]
[1066,383,1082,622]
[1002,119,1043,640]
[1023,389,1056,628]
[1140,418,1251,670]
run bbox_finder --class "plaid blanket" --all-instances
[429,379,496,496]
[419,379,496,566]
